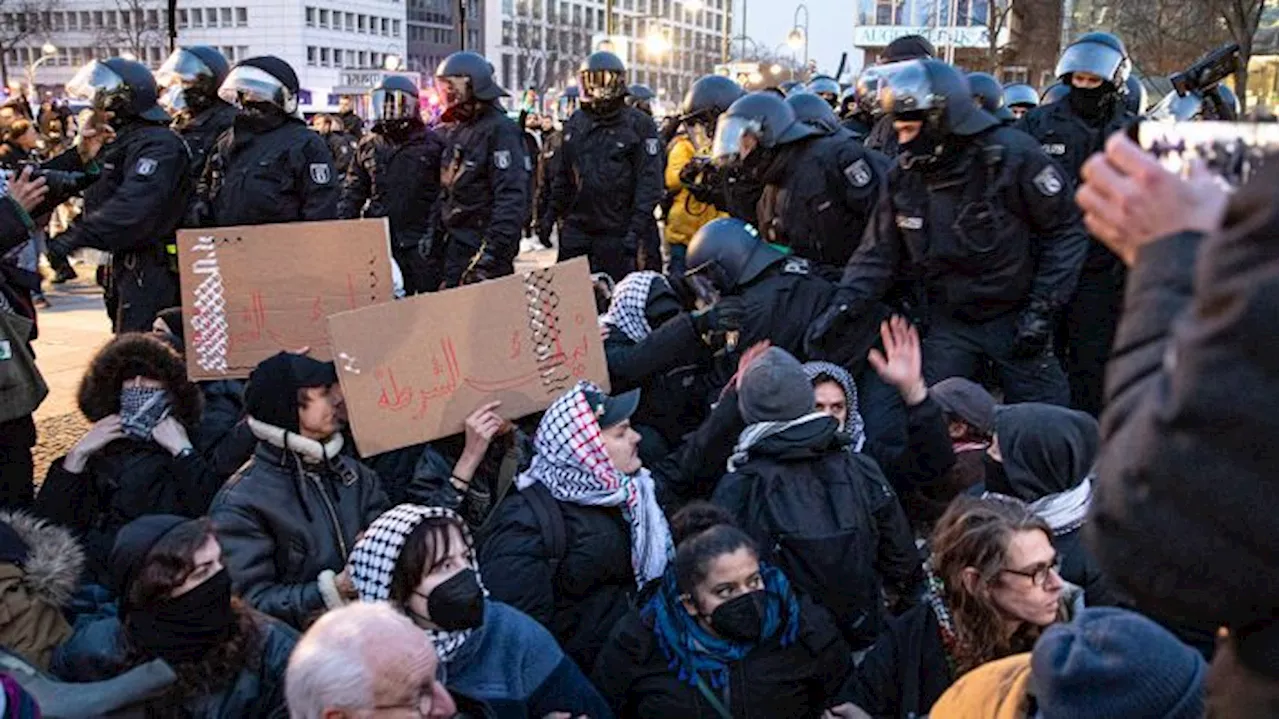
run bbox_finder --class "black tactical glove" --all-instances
[1010,302,1056,359]
[536,223,554,249]
[805,289,858,355]
[692,294,744,336]
[45,235,75,267]
[678,158,703,186]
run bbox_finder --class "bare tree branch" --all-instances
[0,0,61,88]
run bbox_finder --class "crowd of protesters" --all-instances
[0,25,1272,719]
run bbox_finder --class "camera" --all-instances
[0,164,89,198]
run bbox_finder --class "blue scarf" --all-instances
[642,563,801,689]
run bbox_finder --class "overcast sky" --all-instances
[736,0,859,76]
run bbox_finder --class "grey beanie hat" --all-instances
[737,347,815,424]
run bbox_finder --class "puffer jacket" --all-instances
[210,421,388,628]
[51,609,296,718]
[0,511,83,670]
[663,134,725,245]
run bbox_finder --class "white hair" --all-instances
[286,603,416,719]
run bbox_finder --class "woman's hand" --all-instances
[868,316,927,406]
[64,415,124,473]
[151,416,194,457]
[7,166,48,212]
[454,401,505,485]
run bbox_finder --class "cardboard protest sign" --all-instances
[177,219,394,381]
[327,257,609,456]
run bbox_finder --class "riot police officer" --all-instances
[787,91,846,136]
[626,84,657,115]
[809,59,1087,406]
[434,51,529,287]
[192,56,339,227]
[712,91,889,278]
[968,72,1015,124]
[155,46,235,189]
[337,76,444,294]
[840,69,882,140]
[541,51,661,281]
[1003,82,1039,119]
[46,58,191,333]
[623,82,663,271]
[806,75,842,108]
[864,35,936,156]
[1017,32,1135,415]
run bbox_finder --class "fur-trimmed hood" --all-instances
[0,510,84,607]
[77,333,204,430]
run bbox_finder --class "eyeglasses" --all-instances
[1000,557,1061,588]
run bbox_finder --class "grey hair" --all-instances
[287,603,414,718]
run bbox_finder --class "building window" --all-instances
[321,47,330,67]
[319,8,329,28]
[345,12,354,31]
[358,50,367,67]
[203,7,216,27]
[392,19,401,37]
[305,7,315,26]
[220,7,231,26]
[308,46,317,65]
[358,14,366,32]
[236,7,248,26]
[381,17,389,35]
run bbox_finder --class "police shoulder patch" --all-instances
[843,158,873,188]
[135,158,157,176]
[494,149,512,169]
[1032,165,1064,197]
[645,138,660,156]
[781,257,810,275]
[309,163,332,184]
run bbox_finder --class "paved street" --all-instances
[28,247,559,481]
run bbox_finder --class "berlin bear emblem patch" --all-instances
[1032,165,1063,196]
[309,163,331,184]
[646,138,660,156]
[843,158,872,188]
[493,150,511,169]
[135,158,157,176]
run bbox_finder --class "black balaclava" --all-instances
[378,116,423,143]
[645,280,683,329]
[1068,83,1116,124]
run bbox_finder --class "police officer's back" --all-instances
[715,91,888,278]
[542,52,662,281]
[433,51,529,287]
[338,76,444,294]
[809,59,1086,406]
[193,56,339,227]
[46,58,190,333]
[156,46,237,190]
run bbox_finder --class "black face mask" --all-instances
[983,454,1014,496]
[900,124,947,168]
[235,102,288,133]
[420,569,485,631]
[706,591,766,643]
[125,569,234,665]
[1068,84,1111,122]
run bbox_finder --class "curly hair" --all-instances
[931,495,1059,676]
[77,333,203,430]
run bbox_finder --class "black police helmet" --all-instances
[628,84,656,102]
[218,56,300,115]
[686,218,786,292]
[579,52,628,104]
[372,75,420,122]
[681,74,746,122]
[966,72,1005,114]
[186,46,231,87]
[878,59,999,137]
[1123,75,1147,115]
[436,51,507,104]
[1056,31,1130,88]
[787,92,842,135]
[720,91,820,150]
[779,80,801,95]
[1003,82,1039,108]
[881,35,936,63]
[66,57,168,122]
[807,75,841,106]
[1041,81,1070,105]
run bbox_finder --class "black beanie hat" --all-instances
[239,55,300,94]
[882,35,936,63]
[109,514,188,615]
[244,352,338,433]
[154,307,185,351]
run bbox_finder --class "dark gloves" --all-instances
[45,235,75,266]
[679,158,703,186]
[805,288,858,355]
[1010,302,1056,359]
[692,294,744,336]
[536,222,553,249]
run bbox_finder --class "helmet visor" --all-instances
[66,61,125,108]
[1055,43,1125,84]
[158,84,187,113]
[711,114,762,163]
[875,60,940,116]
[218,65,286,108]
[372,88,418,121]
[434,75,472,109]
[580,69,625,101]
[156,49,213,87]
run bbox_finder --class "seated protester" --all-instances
[834,496,1080,719]
[395,402,535,532]
[600,271,718,463]
[802,316,955,501]
[593,502,850,718]
[712,346,920,650]
[0,511,83,670]
[152,307,255,479]
[481,372,749,672]
[52,515,296,717]
[347,504,614,719]
[210,352,389,629]
[983,403,1114,606]
[930,607,1206,718]
[35,334,220,585]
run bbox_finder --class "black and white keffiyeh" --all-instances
[516,380,673,586]
[599,271,663,343]
[802,361,867,452]
[348,504,487,663]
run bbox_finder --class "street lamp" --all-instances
[771,63,783,75]
[383,54,403,71]
[789,4,809,67]
[644,28,671,58]
[26,43,58,98]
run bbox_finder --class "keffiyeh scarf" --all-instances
[516,381,674,586]
[727,412,832,472]
[348,504,489,663]
[599,271,663,343]
[801,361,866,452]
